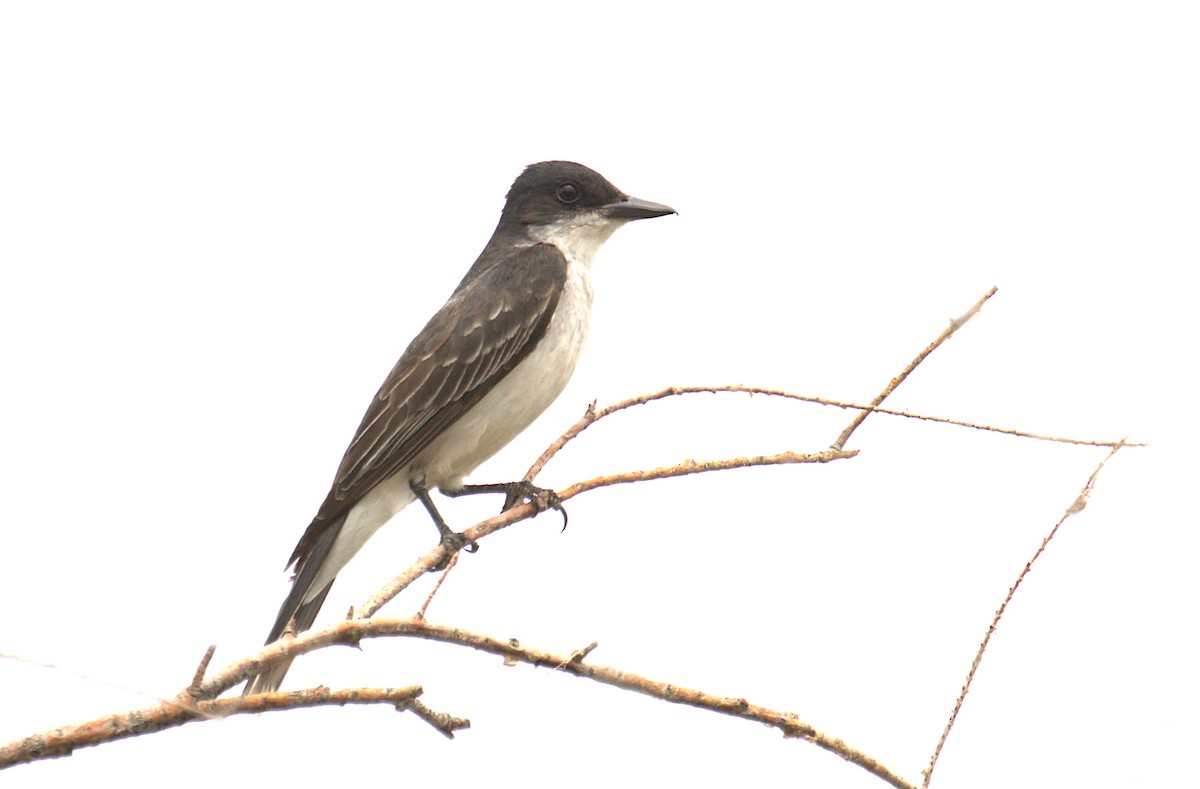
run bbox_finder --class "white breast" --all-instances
[307,230,605,600]
[418,256,594,489]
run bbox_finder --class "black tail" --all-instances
[243,515,346,695]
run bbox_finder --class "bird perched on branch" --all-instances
[244,161,675,694]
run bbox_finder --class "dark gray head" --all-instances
[458,161,674,290]
[500,161,675,229]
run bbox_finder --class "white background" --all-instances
[1,3,1196,787]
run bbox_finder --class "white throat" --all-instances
[524,212,625,268]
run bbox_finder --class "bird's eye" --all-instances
[556,183,581,204]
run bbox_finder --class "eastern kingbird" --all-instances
[244,161,675,694]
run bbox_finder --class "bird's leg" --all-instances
[444,481,569,531]
[409,480,479,567]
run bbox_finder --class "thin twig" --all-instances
[357,447,856,619]
[418,551,459,619]
[921,441,1127,787]
[1,282,1139,778]
[525,384,1139,482]
[186,645,217,698]
[523,400,600,481]
[833,286,998,450]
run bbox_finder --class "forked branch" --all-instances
[0,287,1143,789]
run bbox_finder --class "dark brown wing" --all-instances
[286,243,568,569]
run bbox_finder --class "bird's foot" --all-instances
[430,528,479,572]
[441,479,569,531]
[502,481,569,531]
[412,478,480,572]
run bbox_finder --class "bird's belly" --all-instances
[419,267,593,489]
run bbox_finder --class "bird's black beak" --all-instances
[601,195,677,220]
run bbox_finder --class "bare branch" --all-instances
[407,699,471,739]
[517,288,1114,486]
[396,622,919,789]
[834,286,998,450]
[0,685,426,769]
[523,400,600,481]
[527,385,1139,465]
[186,645,217,698]
[0,285,1141,782]
[921,441,1128,787]
[4,613,916,786]
[168,619,932,788]
[417,551,460,620]
[356,447,856,619]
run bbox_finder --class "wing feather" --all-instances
[286,243,568,570]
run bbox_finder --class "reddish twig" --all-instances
[921,441,1127,787]
[527,384,1138,480]
[417,551,459,619]
[833,286,998,450]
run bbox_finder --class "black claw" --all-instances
[536,488,568,531]
[500,480,544,512]
[442,479,567,529]
[441,530,477,553]
[430,529,479,572]
[502,482,569,530]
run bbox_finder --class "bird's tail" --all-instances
[243,515,346,696]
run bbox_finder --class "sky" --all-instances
[1,3,1196,787]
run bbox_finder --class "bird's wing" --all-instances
[286,243,568,571]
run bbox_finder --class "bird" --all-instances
[244,161,675,694]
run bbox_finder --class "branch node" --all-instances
[564,642,599,667]
[832,286,998,450]
[186,645,217,698]
[336,627,364,651]
[407,699,471,740]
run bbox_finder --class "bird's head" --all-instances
[500,161,675,259]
